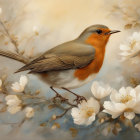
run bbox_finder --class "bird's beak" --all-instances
[105,30,121,35]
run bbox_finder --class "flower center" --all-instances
[120,94,133,103]
[85,107,94,118]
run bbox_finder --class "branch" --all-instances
[55,107,73,119]
[0,49,29,64]
[0,18,30,64]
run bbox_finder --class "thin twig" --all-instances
[56,107,73,119]
[0,18,30,64]
[0,19,19,52]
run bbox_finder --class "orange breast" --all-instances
[74,47,105,80]
[74,32,109,80]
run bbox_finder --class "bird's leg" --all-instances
[62,87,87,104]
[50,86,68,103]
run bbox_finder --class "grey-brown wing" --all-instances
[16,42,95,73]
[16,54,94,73]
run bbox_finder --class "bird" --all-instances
[0,24,120,101]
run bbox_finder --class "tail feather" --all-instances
[15,67,27,73]
[15,64,31,73]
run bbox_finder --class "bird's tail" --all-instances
[0,50,29,64]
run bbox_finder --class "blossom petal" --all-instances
[86,114,95,126]
[120,52,130,56]
[126,99,136,108]
[135,85,140,100]
[126,87,136,98]
[120,44,130,51]
[119,87,126,95]
[25,107,34,118]
[91,81,111,99]
[103,109,122,119]
[6,99,21,106]
[133,102,140,113]
[71,107,86,125]
[103,101,126,118]
[11,82,23,92]
[5,95,19,101]
[110,89,121,102]
[71,97,99,126]
[5,95,21,106]
[7,106,21,114]
[87,97,100,113]
[19,75,28,87]
[124,111,135,120]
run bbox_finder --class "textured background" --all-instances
[0,0,140,139]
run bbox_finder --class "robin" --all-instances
[1,24,120,101]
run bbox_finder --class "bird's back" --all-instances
[16,39,95,74]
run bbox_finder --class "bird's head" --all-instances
[78,24,120,48]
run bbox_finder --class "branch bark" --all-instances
[0,49,30,64]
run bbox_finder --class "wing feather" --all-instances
[16,42,95,73]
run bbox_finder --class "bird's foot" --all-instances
[52,93,68,103]
[51,86,68,103]
[61,87,87,104]
[74,95,87,104]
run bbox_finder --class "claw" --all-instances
[60,97,68,103]
[62,87,87,104]
[74,95,87,104]
[52,94,68,103]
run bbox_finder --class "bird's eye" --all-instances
[96,29,102,34]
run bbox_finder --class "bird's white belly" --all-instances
[37,70,96,89]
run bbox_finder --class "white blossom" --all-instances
[5,95,22,114]
[91,81,112,100]
[119,32,140,62]
[5,95,21,106]
[135,122,140,131]
[103,85,140,120]
[7,106,21,114]
[11,75,28,92]
[25,107,34,118]
[71,97,100,126]
[110,0,140,28]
